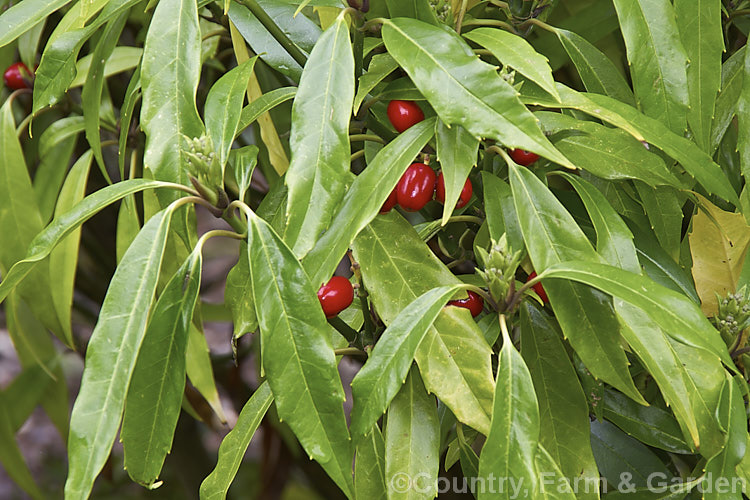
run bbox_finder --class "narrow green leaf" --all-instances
[354,53,399,113]
[509,163,646,404]
[385,367,440,500]
[535,444,576,500]
[225,242,258,341]
[186,324,227,423]
[435,120,478,225]
[477,315,539,500]
[141,0,204,195]
[675,0,723,152]
[520,304,600,500]
[237,86,296,133]
[205,57,258,169]
[116,194,140,263]
[481,172,523,252]
[117,63,142,177]
[385,0,439,25]
[71,46,143,88]
[49,151,93,351]
[354,427,387,500]
[34,136,78,224]
[65,208,174,499]
[553,27,635,106]
[0,0,71,48]
[18,18,46,69]
[350,284,467,439]
[711,47,744,154]
[464,28,560,101]
[121,247,203,486]
[382,18,573,168]
[229,146,259,203]
[302,118,435,287]
[283,13,355,258]
[0,395,44,500]
[540,261,736,370]
[634,183,683,262]
[612,0,689,134]
[199,383,273,500]
[352,213,494,435]
[246,211,353,497]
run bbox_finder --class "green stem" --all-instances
[349,134,385,144]
[348,251,375,340]
[455,0,469,33]
[350,149,366,162]
[334,347,367,357]
[461,18,517,33]
[328,316,359,343]
[519,17,557,33]
[236,0,308,67]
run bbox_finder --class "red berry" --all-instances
[396,163,437,212]
[317,276,354,318]
[509,149,540,166]
[3,62,32,90]
[527,271,549,304]
[435,172,473,209]
[380,188,398,214]
[387,100,424,133]
[447,290,484,317]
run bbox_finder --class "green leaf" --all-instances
[34,135,78,224]
[246,210,353,497]
[509,163,646,404]
[354,53,399,113]
[552,27,635,106]
[385,0,439,25]
[0,0,71,48]
[229,146,258,203]
[477,315,539,500]
[674,0,723,152]
[352,213,494,435]
[520,304,600,500]
[82,13,127,174]
[350,284,467,439]
[711,47,744,155]
[118,63,142,177]
[556,172,639,273]
[302,118,435,288]
[737,44,750,182]
[602,389,691,454]
[0,393,44,500]
[65,208,174,499]
[634,183,684,262]
[71,46,143,88]
[121,247,202,486]
[481,172,523,253]
[199,383,273,500]
[49,151,92,351]
[434,120,478,225]
[237,86,296,133]
[186,324,227,423]
[32,28,84,111]
[381,18,573,168]
[283,13,355,258]
[464,28,560,101]
[535,444,576,500]
[354,427,387,500]
[611,0,689,134]
[385,367,440,500]
[0,179,183,305]
[141,0,204,194]
[205,57,258,169]
[225,241,258,341]
[540,261,736,370]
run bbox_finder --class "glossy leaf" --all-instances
[0,0,70,48]
[302,119,435,287]
[385,0,439,25]
[535,444,576,500]
[464,28,560,101]
[435,120,478,225]
[633,183,684,262]
[350,284,467,439]
[674,0,723,152]
[552,27,635,106]
[540,261,736,370]
[689,194,750,315]
[199,383,273,500]
[34,136,78,224]
[205,57,257,169]
[385,367,440,500]
[481,172,523,252]
[354,53,399,113]
[225,242,258,341]
[141,0,204,196]
[352,213,494,435]
[237,86,296,133]
[118,64,142,177]
[0,179,183,305]
[355,427,387,500]
[509,163,646,404]
[71,46,143,88]
[711,47,744,154]
[65,208,174,499]
[246,210,353,497]
[186,324,227,423]
[283,12,354,258]
[121,247,202,486]
[612,0,689,134]
[477,315,539,500]
[520,304,600,500]
[382,18,574,168]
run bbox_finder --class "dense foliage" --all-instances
[3,0,750,498]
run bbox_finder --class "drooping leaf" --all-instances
[382,18,573,168]
[237,86,297,133]
[282,12,355,258]
[246,210,353,497]
[481,172,523,253]
[225,241,258,341]
[354,426,387,500]
[0,0,71,48]
[71,46,143,88]
[633,183,684,262]
[354,53,399,113]
[65,208,174,499]
[711,47,744,155]
[0,393,44,500]
[199,383,273,500]
[434,120,478,225]
[186,324,227,423]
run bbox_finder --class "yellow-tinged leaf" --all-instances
[229,22,289,176]
[689,194,750,315]
[315,7,341,30]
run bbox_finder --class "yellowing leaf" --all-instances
[689,195,750,315]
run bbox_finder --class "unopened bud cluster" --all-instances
[476,235,523,302]
[182,134,224,206]
[712,287,750,346]
[428,0,451,22]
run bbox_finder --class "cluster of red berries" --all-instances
[380,163,473,214]
[3,62,33,90]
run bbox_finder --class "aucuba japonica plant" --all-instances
[3,0,750,498]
